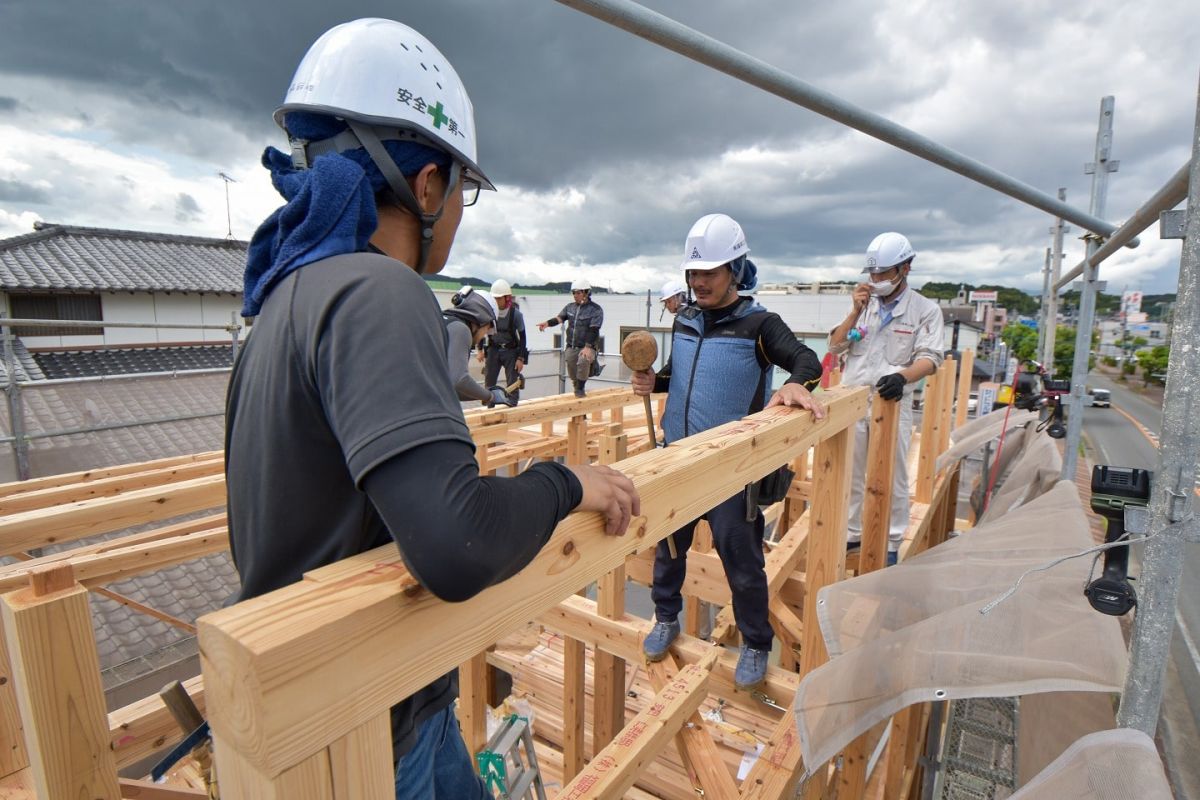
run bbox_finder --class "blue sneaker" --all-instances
[643,618,680,662]
[886,550,898,566]
[734,645,770,690]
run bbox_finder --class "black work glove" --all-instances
[487,387,517,408]
[876,372,906,401]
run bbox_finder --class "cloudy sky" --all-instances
[1,1,1196,296]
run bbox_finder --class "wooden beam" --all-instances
[198,387,867,780]
[0,474,226,556]
[937,358,956,456]
[646,655,739,800]
[860,399,900,574]
[2,567,120,799]
[0,613,28,779]
[739,709,806,799]
[109,676,205,769]
[0,527,229,596]
[954,349,975,429]
[464,387,640,438]
[553,655,716,800]
[542,596,796,719]
[118,778,208,798]
[0,450,221,499]
[0,458,223,515]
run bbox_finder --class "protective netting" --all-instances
[796,480,1127,776]
[1009,729,1173,799]
[977,430,1062,523]
[936,407,1039,474]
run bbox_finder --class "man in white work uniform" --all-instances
[829,232,944,565]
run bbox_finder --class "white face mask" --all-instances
[868,276,901,297]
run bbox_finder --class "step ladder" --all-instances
[476,715,547,800]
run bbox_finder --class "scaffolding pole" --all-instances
[1036,247,1052,362]
[1054,162,1191,292]
[1062,97,1118,482]
[553,0,1135,244]
[1,313,30,480]
[1041,189,1069,373]
[1117,70,1200,736]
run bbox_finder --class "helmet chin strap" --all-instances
[347,120,460,274]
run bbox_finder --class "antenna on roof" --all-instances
[218,172,237,239]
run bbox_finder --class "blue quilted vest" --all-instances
[662,299,773,444]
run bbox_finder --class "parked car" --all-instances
[1091,388,1111,408]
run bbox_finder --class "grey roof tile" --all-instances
[0,222,245,294]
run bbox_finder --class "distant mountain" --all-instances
[919,281,1175,321]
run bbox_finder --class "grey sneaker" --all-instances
[734,645,769,690]
[574,388,586,398]
[642,618,680,662]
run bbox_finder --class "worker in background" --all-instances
[444,286,512,406]
[659,278,687,318]
[829,232,944,566]
[630,213,824,690]
[225,20,639,799]
[478,278,528,402]
[538,279,604,397]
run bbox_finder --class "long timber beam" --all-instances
[199,385,866,780]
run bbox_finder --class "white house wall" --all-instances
[13,293,243,348]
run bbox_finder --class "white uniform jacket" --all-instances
[829,288,945,392]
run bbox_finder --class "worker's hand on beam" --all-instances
[630,368,655,396]
[568,464,641,537]
[766,383,826,420]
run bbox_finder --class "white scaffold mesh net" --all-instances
[795,477,1127,777]
[1009,729,1173,800]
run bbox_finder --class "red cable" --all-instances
[982,369,1024,512]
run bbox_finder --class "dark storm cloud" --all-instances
[0,97,19,113]
[0,179,50,204]
[174,192,203,222]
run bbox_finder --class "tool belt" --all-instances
[744,465,796,522]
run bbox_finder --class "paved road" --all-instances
[1083,374,1200,798]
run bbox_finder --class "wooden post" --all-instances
[214,712,393,800]
[836,401,899,795]
[566,414,588,466]
[795,426,854,799]
[914,369,942,504]
[937,358,957,456]
[457,652,488,763]
[954,349,975,429]
[0,617,28,779]
[859,399,900,575]
[562,637,587,778]
[1,564,120,799]
[683,520,713,639]
[594,426,628,750]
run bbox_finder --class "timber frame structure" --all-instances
[0,354,972,799]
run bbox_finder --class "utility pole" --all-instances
[1117,70,1200,737]
[1036,247,1051,361]
[1042,188,1069,372]
[1062,97,1118,482]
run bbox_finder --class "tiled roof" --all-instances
[32,344,234,380]
[0,222,246,294]
[0,338,45,383]
[0,351,236,674]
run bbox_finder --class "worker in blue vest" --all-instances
[630,213,824,690]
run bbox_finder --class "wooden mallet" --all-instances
[621,330,678,558]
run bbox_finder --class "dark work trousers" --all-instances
[650,488,772,651]
[484,347,521,400]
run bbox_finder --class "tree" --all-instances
[1000,322,1039,363]
[1136,345,1170,385]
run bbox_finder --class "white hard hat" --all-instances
[864,232,916,273]
[490,278,513,297]
[680,213,750,270]
[276,19,492,190]
[571,278,592,292]
[659,279,686,302]
[450,286,498,326]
